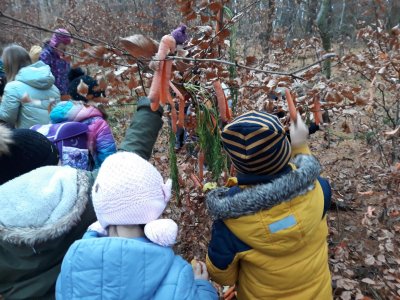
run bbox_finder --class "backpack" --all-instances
[31,122,93,170]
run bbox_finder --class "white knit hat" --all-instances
[92,152,177,246]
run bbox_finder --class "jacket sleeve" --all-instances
[291,143,312,157]
[173,263,218,300]
[0,84,21,127]
[93,118,117,168]
[206,220,251,286]
[39,48,52,66]
[119,97,163,160]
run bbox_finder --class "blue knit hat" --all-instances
[221,111,291,175]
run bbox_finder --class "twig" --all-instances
[137,65,147,97]
[0,10,96,46]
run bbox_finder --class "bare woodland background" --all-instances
[1,1,400,299]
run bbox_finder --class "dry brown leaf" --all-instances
[127,76,138,90]
[361,278,376,285]
[200,14,209,23]
[208,2,222,12]
[358,190,374,196]
[383,126,400,138]
[245,56,257,67]
[218,29,230,39]
[77,79,88,97]
[120,34,159,59]
[364,254,375,266]
[97,76,107,91]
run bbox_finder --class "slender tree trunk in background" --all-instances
[388,0,400,29]
[152,0,167,40]
[339,0,346,33]
[317,0,332,78]
[259,0,276,54]
[306,0,318,36]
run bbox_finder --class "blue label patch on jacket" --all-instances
[269,215,297,233]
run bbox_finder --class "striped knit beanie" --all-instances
[221,110,291,175]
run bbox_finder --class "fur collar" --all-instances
[0,167,92,246]
[206,155,321,220]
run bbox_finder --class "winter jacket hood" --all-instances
[0,61,60,128]
[0,166,88,246]
[15,61,55,90]
[206,154,321,220]
[49,100,103,123]
[57,233,218,300]
[0,166,96,300]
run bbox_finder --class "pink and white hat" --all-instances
[92,152,177,247]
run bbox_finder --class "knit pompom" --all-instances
[144,219,178,247]
[171,24,188,45]
[0,124,12,156]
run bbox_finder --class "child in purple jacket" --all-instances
[40,28,72,97]
[49,68,117,169]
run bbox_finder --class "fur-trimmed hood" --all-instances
[206,155,321,220]
[0,166,92,246]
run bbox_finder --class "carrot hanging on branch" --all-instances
[148,36,175,111]
[170,82,185,128]
[148,25,188,111]
[285,88,297,123]
[213,79,230,123]
[313,98,322,125]
[167,92,178,133]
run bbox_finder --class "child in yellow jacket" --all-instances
[206,110,332,300]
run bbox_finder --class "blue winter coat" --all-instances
[56,232,218,300]
[0,61,60,128]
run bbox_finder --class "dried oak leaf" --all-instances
[77,79,89,97]
[120,34,159,59]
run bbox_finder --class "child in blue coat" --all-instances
[56,151,218,300]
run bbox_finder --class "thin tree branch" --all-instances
[0,10,96,46]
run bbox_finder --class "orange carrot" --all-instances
[167,93,178,133]
[198,151,205,182]
[313,98,322,125]
[213,79,228,122]
[285,89,297,122]
[149,61,163,110]
[160,60,173,105]
[148,35,176,111]
[224,91,231,121]
[169,82,184,100]
[190,173,203,189]
[170,82,186,128]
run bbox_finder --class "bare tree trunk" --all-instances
[152,0,167,40]
[258,0,276,54]
[339,0,346,32]
[317,0,332,78]
[305,0,318,36]
[388,0,400,29]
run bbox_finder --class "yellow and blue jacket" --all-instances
[206,145,332,300]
